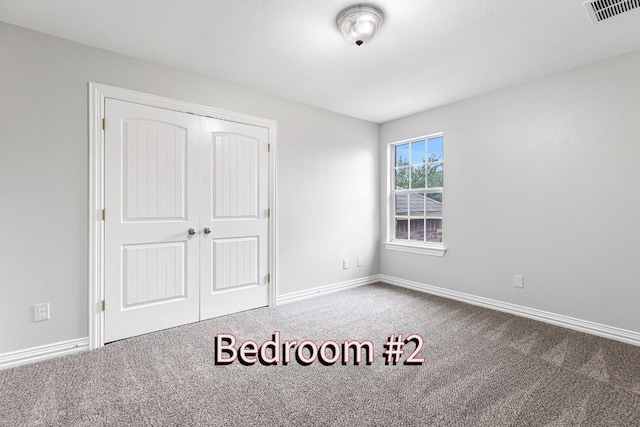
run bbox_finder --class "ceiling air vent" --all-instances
[584,0,640,23]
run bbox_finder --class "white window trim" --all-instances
[383,241,446,256]
[385,132,446,257]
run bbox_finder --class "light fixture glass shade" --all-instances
[337,4,384,46]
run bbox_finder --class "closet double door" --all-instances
[104,99,270,343]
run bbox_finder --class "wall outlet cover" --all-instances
[34,303,50,322]
[514,275,524,288]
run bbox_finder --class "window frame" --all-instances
[384,133,446,257]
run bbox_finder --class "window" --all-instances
[385,134,445,256]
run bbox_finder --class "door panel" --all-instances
[200,119,270,319]
[104,99,200,343]
[213,135,258,218]
[122,242,186,306]
[212,237,258,290]
[122,120,187,221]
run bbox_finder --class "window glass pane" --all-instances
[410,165,426,189]
[395,167,409,189]
[410,219,425,242]
[395,194,408,216]
[427,162,443,188]
[395,219,408,240]
[426,193,443,216]
[395,144,409,167]
[428,136,443,162]
[408,193,425,217]
[425,219,443,243]
[426,193,443,243]
[410,140,425,164]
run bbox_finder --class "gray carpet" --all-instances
[2,283,640,426]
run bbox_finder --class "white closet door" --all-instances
[104,99,200,342]
[199,117,270,319]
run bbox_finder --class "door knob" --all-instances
[204,227,212,234]
[188,228,196,235]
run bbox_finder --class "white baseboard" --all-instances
[379,275,640,347]
[277,275,380,305]
[4,276,638,371]
[0,337,89,371]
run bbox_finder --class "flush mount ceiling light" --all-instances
[337,4,384,46]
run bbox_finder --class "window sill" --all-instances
[383,241,446,257]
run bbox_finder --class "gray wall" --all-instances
[0,22,380,353]
[380,50,640,334]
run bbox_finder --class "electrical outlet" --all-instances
[514,275,524,289]
[34,303,50,322]
[357,257,363,267]
[343,258,349,269]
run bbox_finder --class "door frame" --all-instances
[88,82,277,349]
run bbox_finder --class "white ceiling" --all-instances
[2,0,640,123]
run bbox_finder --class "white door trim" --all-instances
[88,82,277,349]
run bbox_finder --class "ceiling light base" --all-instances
[337,4,384,46]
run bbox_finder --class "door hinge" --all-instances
[101,300,107,311]
[267,273,271,283]
[102,118,106,130]
[266,208,271,218]
[268,144,271,153]
[102,209,106,221]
